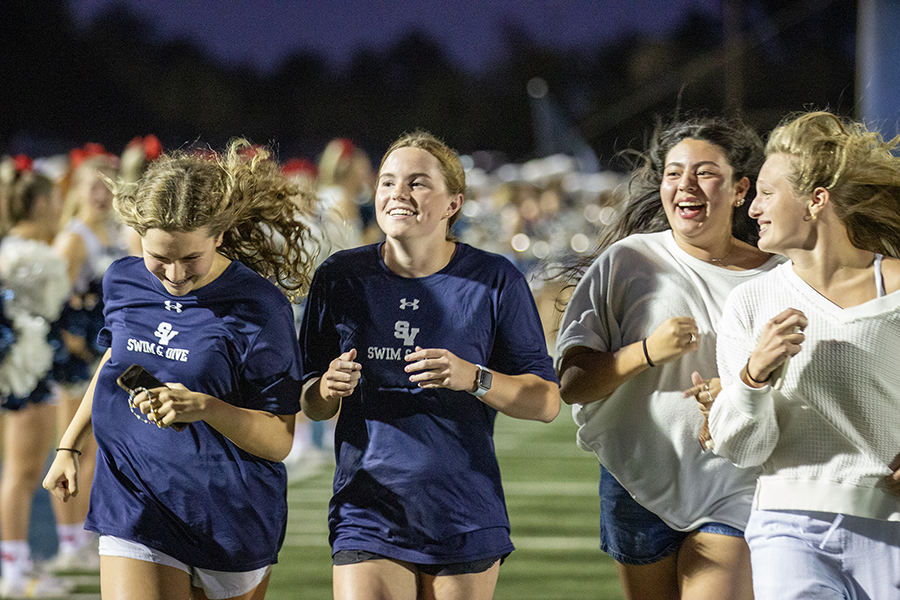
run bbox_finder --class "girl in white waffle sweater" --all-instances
[708,111,900,600]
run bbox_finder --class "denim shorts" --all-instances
[333,549,505,576]
[599,465,744,565]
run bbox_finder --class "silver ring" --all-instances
[689,333,696,344]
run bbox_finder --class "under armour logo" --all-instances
[154,322,180,346]
[164,301,183,313]
[394,321,420,346]
[399,298,419,310]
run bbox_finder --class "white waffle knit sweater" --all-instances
[710,261,900,521]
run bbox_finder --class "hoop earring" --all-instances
[807,205,818,221]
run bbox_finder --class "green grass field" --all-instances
[267,412,623,600]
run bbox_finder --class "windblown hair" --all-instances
[112,139,319,301]
[379,130,465,240]
[555,116,764,293]
[766,111,900,257]
[598,116,764,253]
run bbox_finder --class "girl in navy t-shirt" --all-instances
[300,131,560,600]
[43,140,318,600]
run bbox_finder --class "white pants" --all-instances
[99,536,271,600]
[745,510,900,600]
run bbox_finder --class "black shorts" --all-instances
[332,549,506,576]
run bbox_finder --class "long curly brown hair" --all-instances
[112,139,319,301]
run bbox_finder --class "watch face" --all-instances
[479,367,493,390]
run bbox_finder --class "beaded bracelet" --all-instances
[642,338,655,367]
[127,387,164,428]
[56,447,82,456]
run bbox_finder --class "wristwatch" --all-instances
[470,364,493,398]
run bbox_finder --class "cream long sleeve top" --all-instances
[710,260,900,521]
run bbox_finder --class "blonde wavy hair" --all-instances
[766,111,900,257]
[112,139,319,301]
[378,130,466,241]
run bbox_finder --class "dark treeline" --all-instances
[1,0,855,167]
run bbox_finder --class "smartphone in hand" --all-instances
[116,364,186,431]
[116,364,165,395]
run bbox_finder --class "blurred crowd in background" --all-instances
[1,135,630,353]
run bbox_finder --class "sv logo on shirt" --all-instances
[394,321,419,346]
[154,322,179,346]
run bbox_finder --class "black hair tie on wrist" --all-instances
[56,447,82,456]
[745,361,769,385]
[642,338,655,367]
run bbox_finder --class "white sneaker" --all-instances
[44,537,101,573]
[0,572,75,598]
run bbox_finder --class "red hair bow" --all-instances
[337,138,355,160]
[282,158,318,179]
[13,154,33,173]
[70,143,115,170]
[127,135,163,162]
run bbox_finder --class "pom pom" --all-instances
[0,239,71,397]
[0,238,71,322]
[0,313,52,398]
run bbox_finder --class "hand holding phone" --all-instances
[116,364,186,431]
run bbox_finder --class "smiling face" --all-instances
[375,146,462,245]
[141,228,225,295]
[750,152,811,255]
[659,138,749,250]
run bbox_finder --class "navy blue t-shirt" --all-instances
[300,243,557,564]
[86,256,301,571]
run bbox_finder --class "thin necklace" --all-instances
[698,240,734,264]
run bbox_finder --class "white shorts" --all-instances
[745,510,900,600]
[99,536,271,600]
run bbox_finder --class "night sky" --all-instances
[71,0,717,74]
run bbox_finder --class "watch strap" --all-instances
[471,364,492,398]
